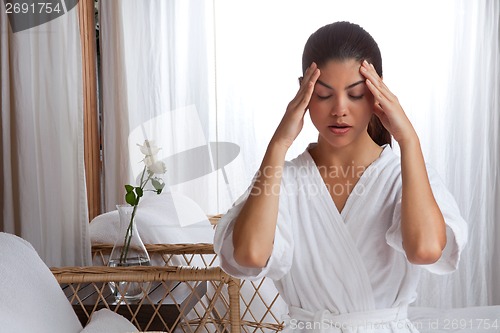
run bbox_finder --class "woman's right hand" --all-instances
[270,62,320,149]
[233,64,319,268]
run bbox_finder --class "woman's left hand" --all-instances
[360,60,417,145]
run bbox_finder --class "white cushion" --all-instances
[90,191,214,268]
[90,191,214,245]
[80,309,137,333]
[0,232,83,333]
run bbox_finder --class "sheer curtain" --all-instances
[414,0,500,307]
[100,0,217,213]
[101,0,499,306]
[0,5,90,266]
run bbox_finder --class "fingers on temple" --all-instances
[301,69,320,106]
[306,62,320,80]
[366,79,382,102]
[294,66,319,108]
[367,64,396,102]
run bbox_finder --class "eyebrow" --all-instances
[316,79,365,90]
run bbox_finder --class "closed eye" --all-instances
[316,94,364,100]
[349,94,364,100]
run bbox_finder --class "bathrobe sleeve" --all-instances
[213,165,295,281]
[386,165,468,274]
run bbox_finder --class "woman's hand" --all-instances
[361,61,446,263]
[270,62,321,149]
[232,64,320,267]
[360,60,417,145]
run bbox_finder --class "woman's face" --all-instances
[308,59,374,149]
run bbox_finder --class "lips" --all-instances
[328,123,352,135]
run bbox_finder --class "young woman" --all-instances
[214,21,467,332]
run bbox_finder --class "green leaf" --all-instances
[136,187,143,198]
[125,184,134,193]
[125,192,136,206]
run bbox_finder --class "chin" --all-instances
[319,136,354,149]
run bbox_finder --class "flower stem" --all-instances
[119,204,138,264]
[119,165,152,264]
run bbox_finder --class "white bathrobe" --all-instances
[214,144,467,332]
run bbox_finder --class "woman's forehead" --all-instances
[316,59,364,89]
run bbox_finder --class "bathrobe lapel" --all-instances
[298,152,376,313]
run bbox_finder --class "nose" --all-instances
[330,96,348,117]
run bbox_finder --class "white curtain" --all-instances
[0,4,90,266]
[100,0,218,213]
[414,0,500,307]
[101,0,499,306]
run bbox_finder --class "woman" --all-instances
[214,21,467,332]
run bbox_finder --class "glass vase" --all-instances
[108,204,151,303]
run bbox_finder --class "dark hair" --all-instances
[302,21,391,146]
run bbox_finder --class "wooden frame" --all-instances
[78,0,101,221]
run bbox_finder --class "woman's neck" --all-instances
[309,133,383,170]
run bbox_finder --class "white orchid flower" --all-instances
[143,155,155,167]
[138,140,160,156]
[143,153,167,174]
[148,160,167,174]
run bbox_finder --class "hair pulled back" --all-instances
[302,21,391,146]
